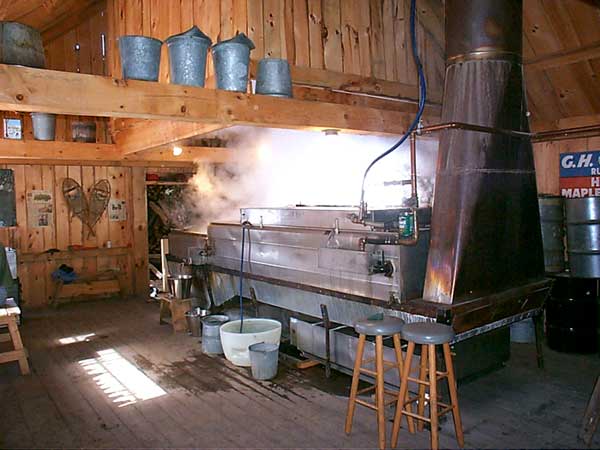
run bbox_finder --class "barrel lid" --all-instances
[166,26,212,45]
[213,32,255,50]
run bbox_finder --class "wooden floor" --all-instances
[1,297,599,449]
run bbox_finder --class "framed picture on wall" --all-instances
[3,118,22,140]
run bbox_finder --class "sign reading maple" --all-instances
[559,151,600,198]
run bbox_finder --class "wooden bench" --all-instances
[0,302,30,375]
[50,269,123,307]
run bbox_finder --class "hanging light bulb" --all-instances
[172,145,183,156]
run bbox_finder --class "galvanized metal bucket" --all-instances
[255,58,293,98]
[212,33,255,92]
[249,342,279,380]
[566,197,600,278]
[201,314,229,354]
[0,22,45,68]
[31,113,56,141]
[118,35,162,81]
[538,195,565,273]
[166,26,212,87]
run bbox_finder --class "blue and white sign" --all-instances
[560,151,600,198]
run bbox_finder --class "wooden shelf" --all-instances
[145,181,189,186]
[19,246,130,263]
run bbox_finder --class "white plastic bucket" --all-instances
[220,318,282,367]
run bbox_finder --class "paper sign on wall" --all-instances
[108,199,127,222]
[27,190,53,227]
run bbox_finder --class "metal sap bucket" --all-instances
[168,274,193,299]
[72,121,97,143]
[0,22,45,68]
[201,314,229,354]
[31,113,56,141]
[185,307,210,337]
[249,342,279,380]
[538,195,565,273]
[566,197,600,278]
[118,35,162,81]
[255,58,292,98]
[212,33,255,92]
[166,26,212,87]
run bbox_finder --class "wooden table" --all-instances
[0,301,30,375]
[158,293,192,333]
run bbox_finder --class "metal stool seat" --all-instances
[392,321,464,450]
[401,322,455,345]
[346,316,415,450]
[354,316,406,336]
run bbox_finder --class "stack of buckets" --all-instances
[118,26,292,97]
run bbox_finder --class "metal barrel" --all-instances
[166,27,211,87]
[538,195,565,273]
[212,42,251,92]
[118,35,162,81]
[0,22,45,68]
[30,113,56,141]
[566,197,600,278]
[255,58,293,98]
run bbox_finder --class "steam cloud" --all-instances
[185,127,438,232]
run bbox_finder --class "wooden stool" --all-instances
[0,304,30,375]
[158,294,192,333]
[345,316,415,450]
[391,322,464,450]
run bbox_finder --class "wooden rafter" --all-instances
[41,0,106,44]
[525,41,600,71]
[0,139,231,167]
[0,65,423,138]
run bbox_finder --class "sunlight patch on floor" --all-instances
[79,348,166,407]
[58,333,96,345]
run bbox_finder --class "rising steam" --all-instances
[184,127,438,232]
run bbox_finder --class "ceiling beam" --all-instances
[112,119,229,155]
[0,65,423,137]
[0,139,231,166]
[530,113,600,133]
[525,41,600,71]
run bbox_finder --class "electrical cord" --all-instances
[359,0,427,211]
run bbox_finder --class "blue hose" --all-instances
[359,0,427,204]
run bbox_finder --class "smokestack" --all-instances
[423,0,545,304]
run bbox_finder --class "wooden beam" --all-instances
[530,113,600,133]
[112,119,229,155]
[249,59,443,104]
[0,139,231,166]
[0,65,422,136]
[525,41,600,71]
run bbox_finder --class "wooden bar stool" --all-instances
[0,304,30,375]
[391,322,464,450]
[345,316,415,450]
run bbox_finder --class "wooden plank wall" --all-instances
[44,5,110,143]
[0,163,141,308]
[533,137,600,196]
[106,0,445,92]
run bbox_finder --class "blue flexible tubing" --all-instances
[359,0,427,207]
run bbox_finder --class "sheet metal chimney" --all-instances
[423,0,545,305]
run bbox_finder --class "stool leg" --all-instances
[375,335,386,450]
[428,344,439,450]
[417,344,428,432]
[391,341,415,448]
[345,333,366,435]
[443,343,464,448]
[8,318,30,375]
[392,334,415,434]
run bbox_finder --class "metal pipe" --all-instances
[416,121,533,139]
[409,133,418,207]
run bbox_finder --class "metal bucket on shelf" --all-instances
[201,314,229,354]
[566,197,600,278]
[166,26,212,87]
[168,274,193,299]
[255,58,293,98]
[118,35,162,81]
[31,113,56,141]
[538,195,565,273]
[72,121,97,143]
[212,33,255,92]
[0,22,45,68]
